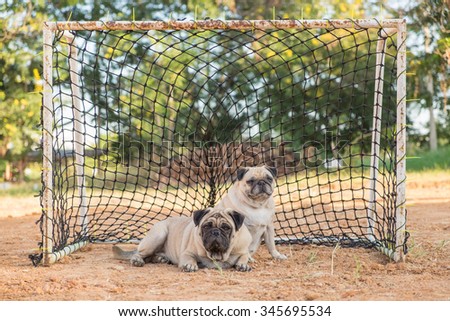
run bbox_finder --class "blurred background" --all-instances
[0,0,448,200]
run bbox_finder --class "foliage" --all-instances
[389,0,450,149]
[0,0,449,182]
[407,145,450,171]
[0,1,45,181]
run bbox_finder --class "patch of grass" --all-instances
[330,242,341,276]
[436,239,449,252]
[353,256,362,280]
[212,259,224,276]
[407,235,427,259]
[306,250,318,265]
[407,146,450,172]
[407,169,450,186]
[0,181,41,197]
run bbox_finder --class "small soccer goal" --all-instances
[31,18,408,266]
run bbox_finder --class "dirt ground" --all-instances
[0,173,449,301]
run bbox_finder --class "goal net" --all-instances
[31,19,408,266]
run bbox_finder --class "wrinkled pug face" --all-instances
[236,166,277,202]
[193,208,245,261]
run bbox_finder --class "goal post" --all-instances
[32,18,408,266]
[394,20,407,262]
[41,26,54,265]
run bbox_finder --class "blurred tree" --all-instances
[1,0,448,183]
[0,1,44,181]
[393,0,449,150]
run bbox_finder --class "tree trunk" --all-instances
[424,27,438,151]
[16,158,26,182]
[429,104,438,151]
[4,162,12,181]
[426,71,438,151]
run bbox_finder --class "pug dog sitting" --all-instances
[216,166,287,260]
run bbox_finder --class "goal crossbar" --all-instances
[44,19,404,32]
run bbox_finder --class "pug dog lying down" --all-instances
[112,208,252,272]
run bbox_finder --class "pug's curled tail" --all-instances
[112,245,137,260]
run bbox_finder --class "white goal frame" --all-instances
[41,19,407,265]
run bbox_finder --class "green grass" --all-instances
[0,181,41,197]
[407,146,450,172]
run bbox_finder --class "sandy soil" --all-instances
[0,174,449,301]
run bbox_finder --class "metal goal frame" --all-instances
[39,19,407,265]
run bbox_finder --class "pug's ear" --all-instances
[193,208,211,226]
[236,168,249,181]
[265,165,277,178]
[229,210,245,231]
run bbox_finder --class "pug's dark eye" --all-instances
[221,224,231,231]
[247,179,254,185]
[266,176,273,182]
[203,222,213,228]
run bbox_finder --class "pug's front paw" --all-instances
[130,254,145,267]
[272,252,288,260]
[181,263,198,272]
[235,263,252,272]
